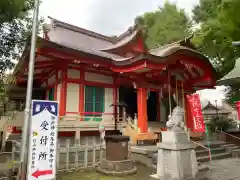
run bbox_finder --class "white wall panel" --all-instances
[66,83,79,112]
[57,83,61,102]
[85,72,113,84]
[48,74,56,85]
[103,88,113,121]
[67,69,80,79]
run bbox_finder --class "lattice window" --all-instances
[48,88,54,100]
[84,86,105,121]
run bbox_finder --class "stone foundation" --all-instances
[150,131,198,180]
[96,159,137,176]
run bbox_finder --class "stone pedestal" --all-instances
[96,135,137,176]
[150,131,198,180]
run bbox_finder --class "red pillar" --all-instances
[45,80,48,100]
[137,88,148,133]
[54,69,58,101]
[113,77,118,120]
[59,69,67,116]
[157,92,160,121]
[79,68,85,120]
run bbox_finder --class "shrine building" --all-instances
[5,17,216,143]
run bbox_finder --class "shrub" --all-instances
[207,117,233,132]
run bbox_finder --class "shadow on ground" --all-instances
[57,164,155,180]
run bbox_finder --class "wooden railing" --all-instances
[58,114,125,131]
[219,131,240,146]
[1,138,133,179]
[125,118,139,133]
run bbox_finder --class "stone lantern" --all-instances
[97,102,136,176]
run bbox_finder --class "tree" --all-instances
[192,0,240,79]
[135,2,191,49]
[0,0,43,74]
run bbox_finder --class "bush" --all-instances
[207,117,233,132]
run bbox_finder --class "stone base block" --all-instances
[232,149,240,157]
[151,131,198,180]
[162,131,189,144]
[96,159,137,176]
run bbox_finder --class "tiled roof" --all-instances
[101,30,139,51]
[217,58,240,86]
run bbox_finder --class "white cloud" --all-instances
[39,0,199,35]
[198,86,226,106]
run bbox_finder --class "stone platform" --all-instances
[96,159,137,176]
[97,135,137,176]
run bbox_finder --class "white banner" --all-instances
[27,100,58,180]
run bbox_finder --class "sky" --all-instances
[39,0,226,106]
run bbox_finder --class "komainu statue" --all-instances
[166,106,185,132]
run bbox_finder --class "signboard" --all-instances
[186,94,205,132]
[27,100,58,180]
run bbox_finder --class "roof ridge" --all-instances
[116,25,138,41]
[48,16,117,43]
[149,35,194,52]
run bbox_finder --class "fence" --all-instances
[11,137,106,172]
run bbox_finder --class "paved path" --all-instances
[206,158,240,180]
[57,158,240,180]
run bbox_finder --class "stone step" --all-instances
[196,147,226,157]
[232,149,240,157]
[195,143,227,150]
[198,164,210,172]
[220,144,236,148]
[197,152,232,163]
[225,146,240,153]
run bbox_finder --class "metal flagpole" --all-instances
[18,0,40,179]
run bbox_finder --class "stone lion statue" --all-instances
[166,106,185,132]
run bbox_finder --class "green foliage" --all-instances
[135,2,191,49]
[207,117,233,132]
[192,0,240,79]
[224,86,240,104]
[0,0,43,74]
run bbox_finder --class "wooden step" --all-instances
[134,133,158,141]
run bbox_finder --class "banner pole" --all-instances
[18,0,40,179]
[205,125,213,164]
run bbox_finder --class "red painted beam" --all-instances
[54,70,58,101]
